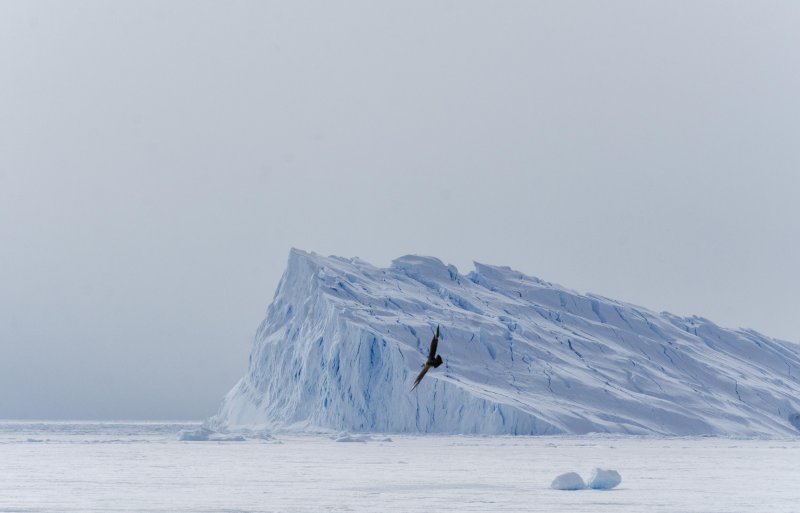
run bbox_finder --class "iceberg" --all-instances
[210,249,800,436]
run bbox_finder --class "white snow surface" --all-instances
[551,472,586,490]
[212,249,800,436]
[588,468,622,490]
[2,422,799,513]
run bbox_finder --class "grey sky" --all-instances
[2,1,799,420]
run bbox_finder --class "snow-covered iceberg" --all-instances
[210,249,800,436]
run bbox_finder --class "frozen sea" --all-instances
[1,422,798,513]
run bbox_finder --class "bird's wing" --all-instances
[428,328,439,360]
[411,364,431,391]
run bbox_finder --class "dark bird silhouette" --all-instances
[411,325,444,391]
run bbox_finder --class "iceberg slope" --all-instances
[211,249,800,436]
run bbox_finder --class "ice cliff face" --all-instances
[211,249,800,436]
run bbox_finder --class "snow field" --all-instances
[1,422,799,513]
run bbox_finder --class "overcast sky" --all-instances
[2,1,799,420]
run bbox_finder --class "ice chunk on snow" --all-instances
[550,472,586,490]
[587,468,621,489]
[178,427,245,442]
[550,468,621,490]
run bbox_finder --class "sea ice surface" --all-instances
[2,422,799,513]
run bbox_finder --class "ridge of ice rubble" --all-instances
[334,433,393,443]
[177,427,245,442]
[210,249,800,436]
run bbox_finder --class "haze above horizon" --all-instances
[2,1,798,420]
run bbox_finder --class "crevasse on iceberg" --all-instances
[211,249,800,436]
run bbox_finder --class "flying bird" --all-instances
[411,325,444,391]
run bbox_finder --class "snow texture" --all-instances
[588,468,622,490]
[551,472,586,490]
[211,249,800,436]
